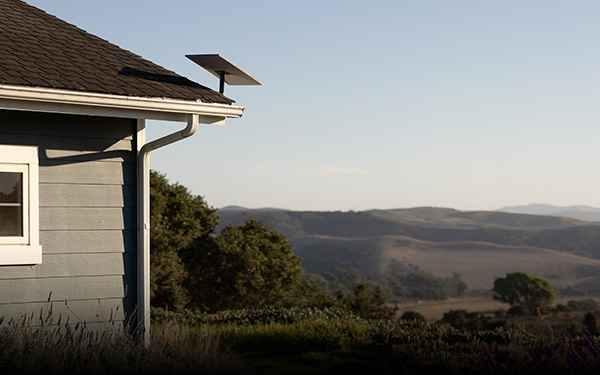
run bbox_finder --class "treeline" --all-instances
[150,171,466,319]
[309,266,467,302]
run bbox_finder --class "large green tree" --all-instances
[184,218,303,311]
[150,171,218,310]
[492,272,556,314]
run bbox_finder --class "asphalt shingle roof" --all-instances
[0,0,233,104]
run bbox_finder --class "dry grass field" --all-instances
[395,296,600,335]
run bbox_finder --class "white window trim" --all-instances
[0,145,41,265]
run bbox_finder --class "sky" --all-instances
[27,1,600,212]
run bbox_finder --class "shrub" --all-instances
[567,299,599,311]
[440,310,505,331]
[400,311,426,322]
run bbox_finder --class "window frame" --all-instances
[0,164,29,243]
[0,145,41,265]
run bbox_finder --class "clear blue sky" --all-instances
[28,1,600,211]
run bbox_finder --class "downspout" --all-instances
[137,113,199,346]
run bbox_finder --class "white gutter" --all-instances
[137,114,200,346]
[0,85,244,122]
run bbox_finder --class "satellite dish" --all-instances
[186,54,262,94]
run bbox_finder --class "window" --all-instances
[0,145,41,265]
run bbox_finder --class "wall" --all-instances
[0,109,137,330]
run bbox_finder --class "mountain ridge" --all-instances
[216,207,600,294]
[497,203,600,222]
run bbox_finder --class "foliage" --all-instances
[150,250,190,310]
[153,306,600,375]
[400,311,426,322]
[336,282,398,320]
[151,172,306,313]
[492,272,557,314]
[567,299,599,312]
[439,310,506,331]
[150,171,218,310]
[321,267,367,295]
[9,305,600,375]
[151,306,360,326]
[318,267,468,302]
[393,271,468,300]
[284,276,337,309]
[185,217,303,312]
[150,171,218,252]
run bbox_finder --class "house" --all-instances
[0,0,246,343]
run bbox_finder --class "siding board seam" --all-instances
[0,274,134,281]
[40,229,135,232]
[0,297,135,306]
[40,206,135,208]
[39,182,136,186]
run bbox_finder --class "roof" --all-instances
[0,0,233,105]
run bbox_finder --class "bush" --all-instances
[553,304,572,312]
[400,311,426,322]
[440,310,505,331]
[567,299,599,311]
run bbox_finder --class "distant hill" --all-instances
[498,204,600,222]
[220,205,289,212]
[217,207,600,294]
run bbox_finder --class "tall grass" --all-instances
[154,306,600,375]
[3,305,600,374]
[0,306,244,375]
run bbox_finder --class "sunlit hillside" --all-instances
[217,207,600,294]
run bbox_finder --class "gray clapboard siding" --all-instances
[39,160,135,185]
[0,253,136,280]
[0,297,135,325]
[0,133,134,163]
[40,184,136,207]
[39,230,136,254]
[0,275,136,304]
[40,207,136,231]
[0,110,134,140]
[0,109,139,328]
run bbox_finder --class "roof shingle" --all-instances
[0,0,233,104]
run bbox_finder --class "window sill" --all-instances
[0,245,42,265]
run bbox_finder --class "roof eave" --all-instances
[0,84,244,124]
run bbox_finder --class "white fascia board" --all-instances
[0,85,244,124]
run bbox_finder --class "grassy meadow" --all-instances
[3,303,600,374]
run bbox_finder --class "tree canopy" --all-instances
[150,171,304,312]
[150,171,218,310]
[492,272,556,314]
[184,217,303,311]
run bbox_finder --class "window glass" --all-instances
[0,172,23,236]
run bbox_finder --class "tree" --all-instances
[150,171,218,310]
[184,217,303,311]
[336,282,398,320]
[492,272,556,314]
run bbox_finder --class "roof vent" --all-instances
[186,54,262,94]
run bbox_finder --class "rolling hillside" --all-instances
[216,207,600,294]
